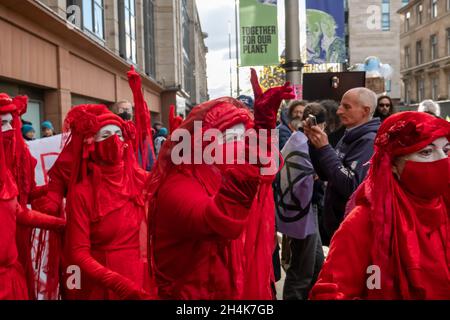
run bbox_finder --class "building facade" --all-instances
[398,0,450,113]
[0,0,208,135]
[347,0,409,102]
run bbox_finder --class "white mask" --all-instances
[95,124,124,142]
[1,113,13,132]
[220,123,246,145]
[403,137,450,163]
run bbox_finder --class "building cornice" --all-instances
[398,0,421,14]
[400,56,450,74]
[400,11,450,38]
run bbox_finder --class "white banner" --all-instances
[26,134,63,186]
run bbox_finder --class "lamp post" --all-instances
[283,0,303,87]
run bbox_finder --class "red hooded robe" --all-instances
[310,112,450,300]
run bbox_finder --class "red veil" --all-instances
[354,111,450,299]
[147,97,277,299]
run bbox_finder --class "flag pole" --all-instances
[283,0,303,87]
[235,0,241,96]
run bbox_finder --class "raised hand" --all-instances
[250,68,295,130]
[169,104,183,134]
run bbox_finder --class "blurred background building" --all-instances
[347,0,410,104]
[0,0,209,133]
[398,0,450,115]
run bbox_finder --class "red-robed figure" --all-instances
[310,111,450,300]
[147,70,294,299]
[0,93,65,300]
[62,105,152,300]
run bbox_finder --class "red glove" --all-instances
[169,104,183,134]
[12,95,28,115]
[31,193,61,216]
[218,162,261,209]
[309,283,346,300]
[250,68,295,130]
[29,185,48,202]
[112,276,153,300]
[17,207,66,231]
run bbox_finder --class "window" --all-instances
[143,0,156,77]
[416,4,423,25]
[431,77,439,100]
[119,0,137,63]
[80,0,104,39]
[402,0,409,5]
[447,0,450,11]
[405,46,411,68]
[22,100,43,139]
[430,34,438,60]
[448,73,450,98]
[431,0,438,18]
[416,41,423,65]
[382,0,390,31]
[447,28,450,56]
[417,78,425,101]
[404,80,411,104]
[385,80,392,93]
[182,0,193,95]
[405,11,411,32]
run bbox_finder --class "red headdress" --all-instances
[64,104,143,221]
[0,93,34,205]
[147,97,254,199]
[354,111,450,299]
[0,96,18,200]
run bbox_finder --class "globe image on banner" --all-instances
[257,0,277,5]
[306,9,346,64]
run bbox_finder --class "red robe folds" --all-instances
[311,112,450,300]
[64,161,151,300]
[148,97,289,300]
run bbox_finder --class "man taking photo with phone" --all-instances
[302,88,380,244]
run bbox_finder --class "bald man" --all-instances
[303,88,381,243]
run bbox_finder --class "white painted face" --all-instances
[394,137,450,177]
[1,113,13,132]
[220,123,246,144]
[95,124,124,142]
[404,137,450,162]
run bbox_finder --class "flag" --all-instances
[239,0,279,67]
[306,0,346,64]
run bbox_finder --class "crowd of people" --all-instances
[0,67,449,300]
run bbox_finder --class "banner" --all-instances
[27,134,63,186]
[240,0,279,67]
[305,0,346,64]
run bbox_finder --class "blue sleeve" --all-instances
[309,142,328,181]
[312,139,374,199]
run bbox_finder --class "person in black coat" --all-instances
[303,88,380,242]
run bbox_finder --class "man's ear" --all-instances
[363,106,371,118]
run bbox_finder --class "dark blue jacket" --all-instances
[277,108,292,150]
[309,118,381,239]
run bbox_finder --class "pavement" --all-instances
[274,233,329,300]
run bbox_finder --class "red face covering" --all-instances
[2,130,15,168]
[94,134,125,165]
[399,158,449,199]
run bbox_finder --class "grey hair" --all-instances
[418,99,441,117]
[346,87,378,119]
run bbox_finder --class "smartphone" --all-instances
[307,114,318,127]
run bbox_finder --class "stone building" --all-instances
[0,0,208,136]
[347,0,409,102]
[398,0,450,115]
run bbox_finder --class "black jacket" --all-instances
[309,118,381,239]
